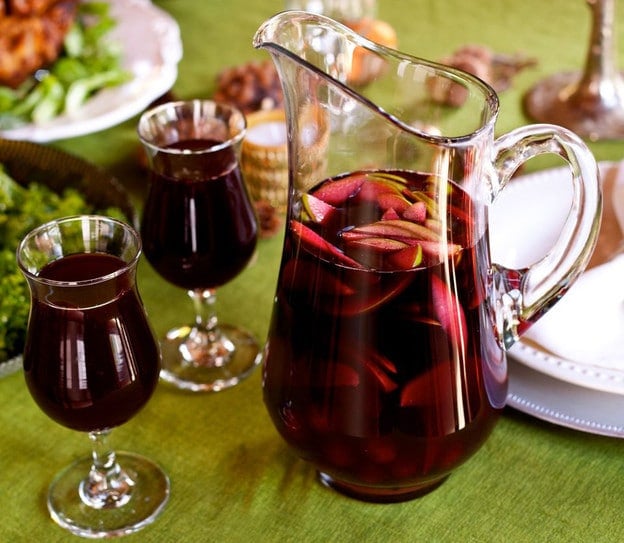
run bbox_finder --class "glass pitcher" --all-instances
[254,11,601,502]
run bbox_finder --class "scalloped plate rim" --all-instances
[0,0,182,142]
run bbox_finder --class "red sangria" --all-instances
[141,138,257,290]
[263,170,506,502]
[138,100,260,392]
[23,252,160,433]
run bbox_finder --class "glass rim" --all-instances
[137,99,247,155]
[16,214,141,288]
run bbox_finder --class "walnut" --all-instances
[213,60,283,115]
[254,199,282,238]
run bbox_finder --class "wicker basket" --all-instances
[241,109,289,213]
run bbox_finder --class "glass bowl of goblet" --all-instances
[17,215,169,539]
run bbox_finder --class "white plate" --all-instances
[492,161,624,436]
[490,162,624,388]
[507,358,624,438]
[0,0,182,142]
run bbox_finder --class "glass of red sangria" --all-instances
[16,215,169,538]
[138,100,260,392]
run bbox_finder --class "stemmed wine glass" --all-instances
[17,215,169,538]
[524,0,624,140]
[138,100,260,392]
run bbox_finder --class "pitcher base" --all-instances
[317,471,448,503]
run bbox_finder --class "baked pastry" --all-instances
[0,0,80,89]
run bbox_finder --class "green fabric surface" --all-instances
[2,0,624,541]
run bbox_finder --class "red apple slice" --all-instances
[313,175,366,205]
[302,193,336,224]
[327,363,360,387]
[291,220,363,268]
[387,244,423,269]
[402,201,427,223]
[281,259,356,295]
[341,219,440,244]
[400,363,454,407]
[356,178,399,201]
[346,236,409,252]
[404,189,439,219]
[369,350,398,374]
[338,269,412,316]
[367,171,411,191]
[419,240,461,259]
[430,274,467,353]
[377,192,411,214]
[364,360,398,392]
[381,208,400,220]
[342,347,398,393]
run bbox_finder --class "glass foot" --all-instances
[160,323,261,392]
[523,71,624,141]
[317,471,448,503]
[47,452,169,539]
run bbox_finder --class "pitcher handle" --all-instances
[490,123,602,350]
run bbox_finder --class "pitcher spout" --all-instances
[253,10,498,140]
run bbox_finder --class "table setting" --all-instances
[2,0,624,541]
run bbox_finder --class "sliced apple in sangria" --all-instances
[302,193,337,224]
[312,174,366,205]
[430,273,467,354]
[290,220,362,268]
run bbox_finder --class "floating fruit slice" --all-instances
[363,350,398,392]
[364,359,398,392]
[425,218,442,233]
[338,270,412,315]
[291,220,363,268]
[313,174,366,205]
[356,178,399,201]
[402,201,427,223]
[400,363,454,408]
[367,171,414,190]
[281,259,356,296]
[369,350,397,374]
[346,236,409,252]
[302,193,336,224]
[419,240,461,259]
[381,208,400,221]
[342,346,398,393]
[387,244,423,269]
[325,363,360,387]
[404,189,439,219]
[430,274,467,353]
[341,219,440,244]
[377,192,411,214]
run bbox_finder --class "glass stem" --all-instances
[180,288,233,368]
[189,288,219,338]
[79,430,134,509]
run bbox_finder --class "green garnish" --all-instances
[0,2,129,129]
[0,165,124,361]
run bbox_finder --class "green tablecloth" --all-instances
[3,1,624,541]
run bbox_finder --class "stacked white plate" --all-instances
[491,161,624,437]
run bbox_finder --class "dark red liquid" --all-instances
[23,253,161,433]
[263,170,506,498]
[141,138,258,290]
